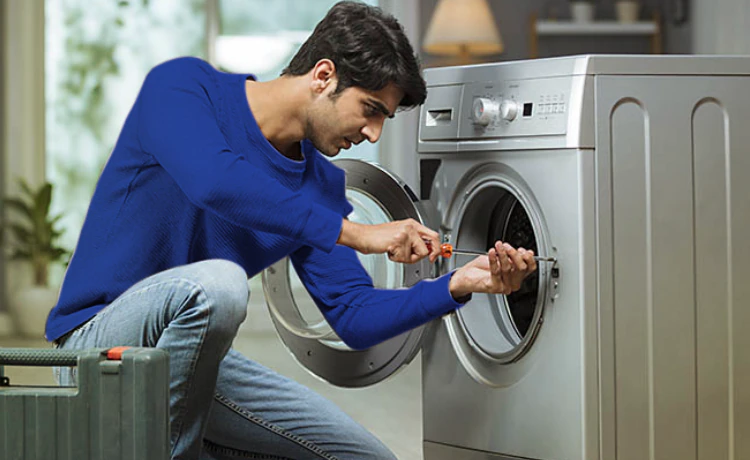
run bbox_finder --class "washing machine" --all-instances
[263,55,750,460]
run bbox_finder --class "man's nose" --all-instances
[361,121,384,143]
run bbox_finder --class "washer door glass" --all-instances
[444,164,554,386]
[262,159,433,388]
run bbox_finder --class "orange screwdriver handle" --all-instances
[424,240,454,258]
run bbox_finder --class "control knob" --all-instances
[500,99,519,121]
[472,98,499,126]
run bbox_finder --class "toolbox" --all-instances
[0,347,169,460]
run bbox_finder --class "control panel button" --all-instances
[500,99,519,121]
[472,97,499,126]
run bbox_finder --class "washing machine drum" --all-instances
[487,195,540,338]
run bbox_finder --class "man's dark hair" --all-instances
[281,1,426,109]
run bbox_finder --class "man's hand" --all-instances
[448,241,537,299]
[337,218,441,264]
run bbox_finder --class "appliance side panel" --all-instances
[598,76,699,460]
[579,147,601,460]
[594,78,616,460]
[693,82,750,460]
[611,94,652,460]
[727,82,750,460]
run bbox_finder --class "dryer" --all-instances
[263,55,750,460]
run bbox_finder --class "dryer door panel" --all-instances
[262,159,435,388]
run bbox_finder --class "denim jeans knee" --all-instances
[185,259,249,337]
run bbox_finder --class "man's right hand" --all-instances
[337,218,441,264]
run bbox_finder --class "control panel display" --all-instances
[459,79,571,139]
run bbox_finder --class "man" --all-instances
[47,2,537,459]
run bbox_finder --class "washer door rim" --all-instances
[261,159,434,388]
[442,162,554,385]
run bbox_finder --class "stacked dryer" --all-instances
[419,55,750,460]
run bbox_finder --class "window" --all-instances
[45,0,206,273]
[213,0,380,314]
[45,0,380,273]
[216,0,379,164]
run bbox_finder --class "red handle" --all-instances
[424,240,453,258]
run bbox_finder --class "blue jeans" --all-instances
[54,259,396,460]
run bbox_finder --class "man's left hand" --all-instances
[448,241,537,300]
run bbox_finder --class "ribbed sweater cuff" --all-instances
[420,271,470,317]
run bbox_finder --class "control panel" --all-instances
[459,78,570,139]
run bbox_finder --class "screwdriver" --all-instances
[432,242,557,263]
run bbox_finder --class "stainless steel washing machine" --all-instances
[264,55,750,460]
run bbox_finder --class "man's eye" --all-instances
[364,105,378,116]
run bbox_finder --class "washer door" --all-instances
[262,159,434,388]
[443,163,558,387]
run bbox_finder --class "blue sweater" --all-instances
[45,57,464,349]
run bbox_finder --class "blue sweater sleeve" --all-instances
[290,244,466,350]
[136,57,342,253]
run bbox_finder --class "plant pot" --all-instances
[616,1,640,22]
[570,1,595,22]
[9,285,59,339]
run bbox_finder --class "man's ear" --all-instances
[310,59,337,93]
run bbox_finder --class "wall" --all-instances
[419,0,693,67]
[379,0,422,191]
[1,0,46,316]
[0,0,5,325]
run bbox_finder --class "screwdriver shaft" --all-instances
[450,249,556,263]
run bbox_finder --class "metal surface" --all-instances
[442,162,555,373]
[437,242,556,263]
[423,55,750,85]
[421,148,592,460]
[594,74,750,459]
[262,159,433,388]
[420,56,750,460]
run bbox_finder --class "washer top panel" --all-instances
[424,55,750,87]
[418,55,750,151]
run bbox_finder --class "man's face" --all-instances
[305,81,403,157]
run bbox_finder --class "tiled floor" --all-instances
[0,311,424,459]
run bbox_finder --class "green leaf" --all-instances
[9,223,33,244]
[35,183,53,220]
[10,249,32,261]
[4,198,34,222]
[50,214,64,226]
[17,178,34,201]
[49,247,70,262]
[3,178,70,265]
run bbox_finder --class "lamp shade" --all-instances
[423,0,504,56]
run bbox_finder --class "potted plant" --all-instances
[570,0,597,22]
[3,179,70,337]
